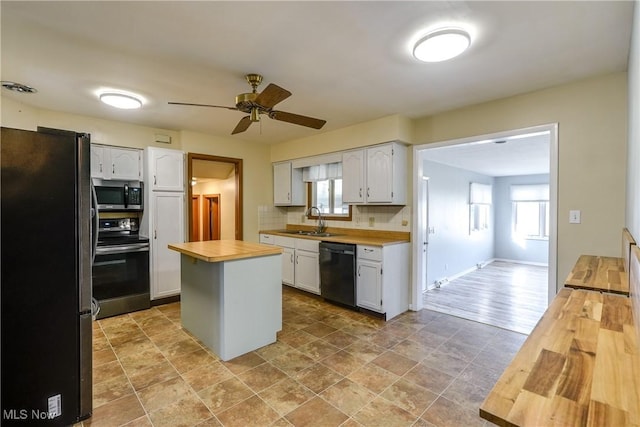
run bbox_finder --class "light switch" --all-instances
[569,210,581,224]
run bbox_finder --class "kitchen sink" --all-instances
[280,230,341,237]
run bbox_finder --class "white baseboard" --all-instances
[491,258,549,267]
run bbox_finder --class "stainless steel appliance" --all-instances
[1,127,93,425]
[94,182,143,211]
[93,217,150,319]
[319,242,357,307]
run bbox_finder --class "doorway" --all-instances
[187,153,243,242]
[411,124,558,313]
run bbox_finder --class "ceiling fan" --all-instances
[169,74,326,135]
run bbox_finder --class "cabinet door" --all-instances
[295,250,320,294]
[342,150,365,203]
[273,162,293,205]
[357,259,382,311]
[110,147,141,180]
[366,144,393,203]
[152,192,184,299]
[90,145,107,178]
[281,247,295,285]
[150,149,184,192]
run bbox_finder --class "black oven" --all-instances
[92,218,150,319]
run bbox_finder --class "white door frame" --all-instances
[411,123,559,311]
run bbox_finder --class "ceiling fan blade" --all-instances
[231,116,253,134]
[168,101,237,111]
[254,84,291,109]
[270,110,326,129]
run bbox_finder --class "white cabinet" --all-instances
[151,192,185,299]
[294,239,320,294]
[342,150,365,203]
[141,147,186,300]
[273,161,305,206]
[146,147,184,192]
[91,144,142,180]
[356,243,409,320]
[342,142,407,205]
[262,234,320,294]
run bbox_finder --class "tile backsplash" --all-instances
[258,205,412,232]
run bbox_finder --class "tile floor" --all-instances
[80,286,527,427]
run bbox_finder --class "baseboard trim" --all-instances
[492,258,549,267]
[151,295,181,306]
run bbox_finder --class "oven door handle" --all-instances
[95,245,150,255]
[91,182,99,263]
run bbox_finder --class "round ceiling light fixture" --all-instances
[98,91,143,109]
[413,28,471,62]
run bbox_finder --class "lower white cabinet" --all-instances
[261,234,320,295]
[150,192,185,299]
[357,243,409,320]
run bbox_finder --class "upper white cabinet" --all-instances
[273,161,305,206]
[342,142,407,205]
[91,144,142,180]
[145,147,184,192]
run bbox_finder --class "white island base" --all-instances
[170,241,282,361]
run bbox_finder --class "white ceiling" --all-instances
[0,1,633,145]
[422,132,550,177]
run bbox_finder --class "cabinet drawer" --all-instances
[259,234,275,245]
[295,238,319,253]
[274,236,295,248]
[357,245,382,261]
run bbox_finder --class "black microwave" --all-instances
[94,183,143,211]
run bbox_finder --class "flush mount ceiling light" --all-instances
[413,28,471,62]
[98,91,143,109]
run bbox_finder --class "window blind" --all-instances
[510,184,549,201]
[302,162,342,182]
[469,182,492,204]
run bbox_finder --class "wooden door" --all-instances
[202,194,221,241]
[190,195,200,241]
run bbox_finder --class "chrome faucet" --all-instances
[306,206,326,234]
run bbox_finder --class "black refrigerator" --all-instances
[1,127,94,425]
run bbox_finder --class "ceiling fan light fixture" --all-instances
[98,91,143,109]
[250,107,260,122]
[413,28,471,62]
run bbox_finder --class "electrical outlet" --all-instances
[301,215,306,223]
[368,217,375,227]
[401,219,408,226]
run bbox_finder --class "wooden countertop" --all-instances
[564,255,629,296]
[168,240,282,263]
[260,227,410,247]
[480,288,640,427]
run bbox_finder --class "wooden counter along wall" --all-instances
[631,245,640,348]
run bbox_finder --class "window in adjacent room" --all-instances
[304,163,352,220]
[469,182,492,233]
[510,184,549,240]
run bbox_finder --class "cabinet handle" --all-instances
[359,188,362,198]
[154,175,157,185]
[358,265,361,276]
[99,163,102,173]
[367,188,370,198]
[288,192,291,201]
[364,248,374,253]
[296,255,299,265]
[154,230,157,239]
[290,254,294,263]
[112,164,115,174]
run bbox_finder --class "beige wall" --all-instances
[627,2,639,240]
[192,173,237,241]
[1,96,272,242]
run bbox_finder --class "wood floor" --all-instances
[422,261,548,335]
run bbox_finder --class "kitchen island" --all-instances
[168,240,283,361]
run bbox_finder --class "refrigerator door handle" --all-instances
[91,182,99,263]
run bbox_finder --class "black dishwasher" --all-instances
[319,242,357,307]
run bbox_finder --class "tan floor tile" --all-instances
[407,328,449,349]
[93,360,126,385]
[111,335,156,359]
[137,376,195,413]
[197,377,254,415]
[85,394,145,427]
[320,378,375,416]
[128,360,179,391]
[216,395,280,427]
[420,350,470,377]
[194,417,223,427]
[277,329,317,349]
[237,362,288,392]
[93,335,110,352]
[380,378,438,417]
[122,415,153,426]
[258,378,315,416]
[285,396,348,427]
[301,322,338,338]
[169,348,218,374]
[420,396,485,427]
[345,340,386,363]
[254,341,295,361]
[93,373,134,408]
[182,361,234,392]
[367,330,405,349]
[137,315,179,336]
[148,394,212,427]
[321,350,367,376]
[93,347,117,366]
[403,363,455,395]
[221,352,266,375]
[296,338,340,361]
[437,339,482,363]
[371,351,417,376]
[270,351,315,376]
[321,330,359,348]
[119,347,167,375]
[391,339,434,362]
[348,363,399,394]
[158,337,203,359]
[353,396,417,426]
[441,377,490,408]
[293,363,343,393]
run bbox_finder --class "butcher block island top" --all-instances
[168,240,283,263]
[480,288,640,427]
[564,255,629,296]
